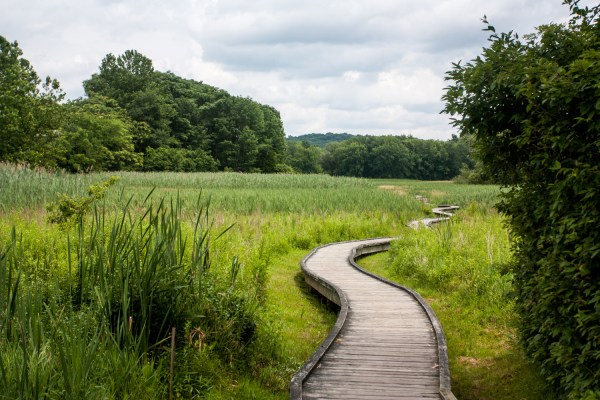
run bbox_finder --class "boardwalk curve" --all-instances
[290,207,458,399]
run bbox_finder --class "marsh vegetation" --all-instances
[0,164,549,398]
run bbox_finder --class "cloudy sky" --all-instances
[1,0,583,139]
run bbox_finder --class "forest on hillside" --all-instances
[1,43,287,173]
[1,37,473,179]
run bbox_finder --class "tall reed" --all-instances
[0,188,259,398]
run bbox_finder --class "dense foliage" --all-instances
[83,50,287,173]
[286,132,476,180]
[0,36,64,165]
[286,134,472,180]
[0,44,287,173]
[284,141,324,174]
[320,134,472,180]
[286,132,354,147]
[442,2,600,397]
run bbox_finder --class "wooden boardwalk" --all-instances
[290,208,458,399]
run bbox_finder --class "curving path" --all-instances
[290,206,458,400]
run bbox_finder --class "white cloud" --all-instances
[343,70,361,83]
[1,0,586,139]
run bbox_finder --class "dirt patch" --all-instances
[378,185,408,196]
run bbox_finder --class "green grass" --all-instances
[0,163,553,399]
[371,178,502,209]
[0,165,498,214]
[266,249,338,361]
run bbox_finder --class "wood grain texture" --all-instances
[297,239,444,399]
[290,205,460,399]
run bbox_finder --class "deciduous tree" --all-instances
[0,36,64,164]
[55,97,142,172]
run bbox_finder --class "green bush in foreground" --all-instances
[443,2,600,397]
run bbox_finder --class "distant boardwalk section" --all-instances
[290,238,456,399]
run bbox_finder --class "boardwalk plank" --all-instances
[291,235,457,400]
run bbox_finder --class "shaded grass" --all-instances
[266,250,337,362]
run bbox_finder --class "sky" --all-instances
[1,0,585,139]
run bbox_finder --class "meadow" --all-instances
[0,163,550,399]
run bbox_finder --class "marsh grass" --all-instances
[1,165,418,214]
[0,163,101,213]
[0,186,266,398]
[372,178,501,210]
[1,164,520,398]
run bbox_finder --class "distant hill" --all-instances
[286,133,354,147]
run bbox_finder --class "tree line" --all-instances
[286,132,354,147]
[2,36,473,179]
[285,134,473,180]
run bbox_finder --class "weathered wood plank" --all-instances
[313,365,440,376]
[303,383,441,395]
[290,236,456,400]
[308,373,439,385]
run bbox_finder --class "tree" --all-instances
[235,129,259,172]
[367,138,412,179]
[319,135,469,180]
[83,50,288,172]
[84,51,176,151]
[0,36,64,164]
[442,2,600,397]
[142,147,217,172]
[83,50,155,106]
[285,141,323,174]
[255,105,286,172]
[54,97,142,172]
[322,141,368,177]
[127,87,176,149]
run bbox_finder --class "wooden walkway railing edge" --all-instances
[289,239,365,398]
[290,236,457,400]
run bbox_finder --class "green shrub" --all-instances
[142,147,218,172]
[443,3,600,396]
[46,176,119,226]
